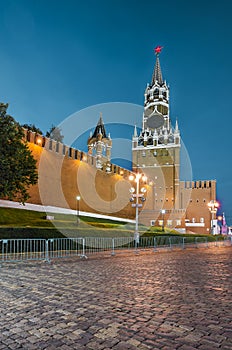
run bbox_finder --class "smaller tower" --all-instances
[88,113,112,172]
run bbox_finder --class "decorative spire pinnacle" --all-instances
[152,46,163,86]
[133,125,138,138]
[175,119,179,133]
[144,131,147,141]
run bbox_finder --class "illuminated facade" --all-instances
[132,48,217,233]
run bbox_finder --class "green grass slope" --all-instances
[0,207,224,241]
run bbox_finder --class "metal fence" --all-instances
[0,236,232,264]
[0,239,46,262]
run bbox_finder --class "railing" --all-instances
[0,236,231,264]
[0,239,46,262]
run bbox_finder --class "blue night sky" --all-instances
[0,0,232,222]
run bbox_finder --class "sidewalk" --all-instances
[0,247,232,349]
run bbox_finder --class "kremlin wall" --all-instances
[24,126,216,234]
[25,129,136,221]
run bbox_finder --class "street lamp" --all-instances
[129,173,147,246]
[207,200,219,234]
[161,209,166,231]
[36,137,42,145]
[76,195,81,224]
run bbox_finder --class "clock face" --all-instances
[147,114,164,129]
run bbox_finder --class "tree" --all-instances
[0,103,38,203]
[21,123,43,135]
[46,125,64,143]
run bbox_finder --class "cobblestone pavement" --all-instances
[0,247,232,350]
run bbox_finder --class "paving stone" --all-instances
[113,341,133,349]
[178,345,197,350]
[0,247,232,349]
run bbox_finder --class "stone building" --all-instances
[131,48,216,233]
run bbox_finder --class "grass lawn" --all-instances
[0,207,135,239]
[0,207,224,241]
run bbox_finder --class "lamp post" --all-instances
[76,195,81,224]
[129,173,147,246]
[207,200,219,234]
[161,209,166,231]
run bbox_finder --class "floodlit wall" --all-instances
[23,129,216,232]
[26,130,135,220]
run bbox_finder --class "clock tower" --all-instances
[132,47,181,210]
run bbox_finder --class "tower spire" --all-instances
[175,118,179,133]
[152,46,163,86]
[92,112,107,138]
[133,125,138,138]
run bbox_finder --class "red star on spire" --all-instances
[154,46,163,55]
